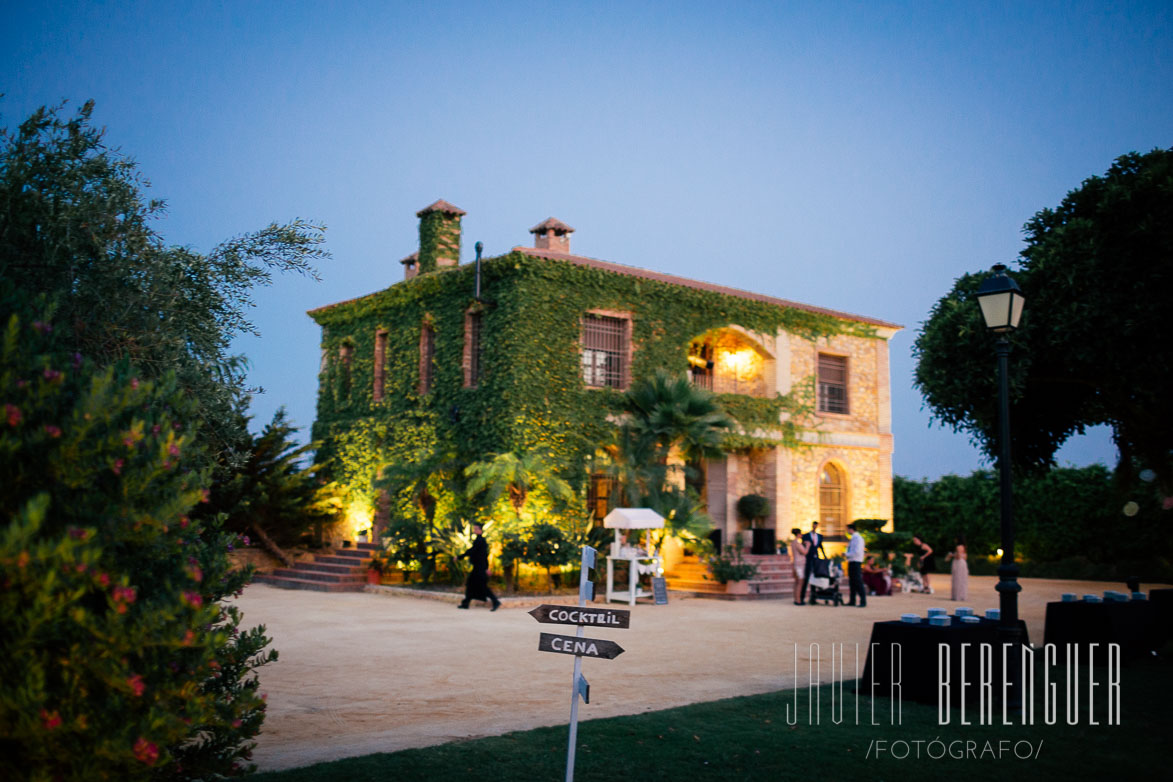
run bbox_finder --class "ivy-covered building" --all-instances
[308,199,900,550]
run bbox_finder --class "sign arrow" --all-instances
[529,604,631,629]
[538,632,625,660]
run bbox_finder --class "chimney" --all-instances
[415,199,466,274]
[529,218,574,254]
[400,251,419,281]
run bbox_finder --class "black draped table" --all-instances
[1150,589,1173,647]
[860,618,1030,707]
[1043,598,1161,660]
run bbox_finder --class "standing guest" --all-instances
[458,521,501,611]
[797,521,827,605]
[788,528,809,605]
[845,523,867,607]
[911,535,935,594]
[946,534,969,601]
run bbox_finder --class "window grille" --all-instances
[373,329,387,401]
[817,353,848,414]
[419,323,434,394]
[582,314,628,389]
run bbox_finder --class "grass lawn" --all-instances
[252,656,1171,781]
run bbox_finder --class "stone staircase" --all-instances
[666,553,848,601]
[252,542,378,592]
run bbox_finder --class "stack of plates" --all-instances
[985,609,1001,620]
[1061,593,1077,602]
[961,615,981,624]
[927,607,947,618]
[1132,592,1147,600]
[929,615,951,627]
[955,607,975,617]
[1083,595,1101,603]
[901,613,921,624]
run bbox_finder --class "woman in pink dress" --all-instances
[946,534,968,601]
[789,528,809,605]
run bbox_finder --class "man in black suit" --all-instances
[797,521,828,605]
[458,521,501,611]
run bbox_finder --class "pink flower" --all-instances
[152,424,162,435]
[97,572,110,587]
[1164,495,1173,511]
[133,737,159,765]
[112,458,124,475]
[68,527,87,540]
[169,443,180,457]
[232,719,242,728]
[4,404,20,427]
[127,674,145,697]
[44,425,62,438]
[182,590,203,608]
[31,320,52,334]
[179,516,189,529]
[40,709,62,730]
[130,378,140,390]
[43,368,62,381]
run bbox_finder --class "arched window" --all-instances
[818,463,847,537]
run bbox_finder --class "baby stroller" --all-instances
[807,558,844,606]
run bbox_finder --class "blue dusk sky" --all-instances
[4,1,1170,480]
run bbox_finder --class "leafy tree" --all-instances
[526,522,573,593]
[376,448,468,583]
[198,408,341,558]
[0,101,327,468]
[0,297,274,779]
[913,148,1173,494]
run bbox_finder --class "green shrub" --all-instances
[0,303,275,779]
[735,494,770,527]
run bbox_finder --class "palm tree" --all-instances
[464,450,575,522]
[616,368,733,507]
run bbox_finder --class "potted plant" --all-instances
[707,539,760,594]
[737,494,774,554]
[367,551,389,585]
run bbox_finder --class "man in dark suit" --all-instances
[797,521,827,605]
[458,521,500,611]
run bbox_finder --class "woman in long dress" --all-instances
[788,528,809,605]
[946,534,968,601]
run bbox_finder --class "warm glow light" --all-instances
[996,548,1004,557]
[345,500,373,540]
[719,348,760,379]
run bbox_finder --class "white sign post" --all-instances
[530,545,632,782]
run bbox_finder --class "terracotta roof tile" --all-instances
[416,199,467,217]
[529,217,575,234]
[513,247,902,330]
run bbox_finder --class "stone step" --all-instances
[268,567,366,584]
[314,555,375,567]
[291,560,367,576]
[251,574,366,592]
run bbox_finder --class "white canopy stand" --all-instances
[603,508,664,605]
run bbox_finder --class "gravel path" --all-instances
[233,576,1157,771]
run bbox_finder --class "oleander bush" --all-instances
[0,301,275,780]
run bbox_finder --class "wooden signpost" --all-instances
[532,545,632,782]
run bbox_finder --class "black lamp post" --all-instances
[975,263,1026,707]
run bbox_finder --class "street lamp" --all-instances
[975,263,1026,708]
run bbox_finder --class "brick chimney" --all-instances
[416,199,466,274]
[400,251,419,281]
[529,218,574,254]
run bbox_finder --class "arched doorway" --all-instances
[818,462,847,538]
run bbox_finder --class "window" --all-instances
[418,322,434,394]
[817,353,848,414]
[463,311,483,388]
[819,463,846,537]
[581,313,629,389]
[373,329,387,401]
[586,474,613,520]
[339,342,353,398]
